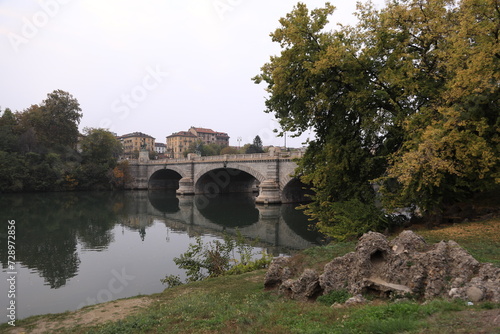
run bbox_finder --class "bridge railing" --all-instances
[123,151,304,165]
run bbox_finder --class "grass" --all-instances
[21,275,496,334]
[1,218,499,333]
[413,217,500,266]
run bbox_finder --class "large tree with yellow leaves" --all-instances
[254,0,499,239]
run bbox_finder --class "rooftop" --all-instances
[167,131,197,138]
[190,127,216,134]
[117,132,155,139]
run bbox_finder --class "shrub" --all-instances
[162,230,272,285]
[316,289,351,305]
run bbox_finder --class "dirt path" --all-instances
[7,297,152,334]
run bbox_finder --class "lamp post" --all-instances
[237,136,242,149]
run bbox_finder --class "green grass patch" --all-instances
[317,289,351,305]
[3,270,499,334]
[415,218,500,266]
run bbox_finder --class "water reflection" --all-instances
[0,192,119,288]
[0,191,323,291]
[146,191,323,251]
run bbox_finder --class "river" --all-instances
[0,190,324,321]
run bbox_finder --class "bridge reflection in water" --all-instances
[125,190,325,255]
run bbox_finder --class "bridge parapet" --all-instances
[124,151,304,165]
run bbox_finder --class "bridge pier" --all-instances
[177,177,194,195]
[177,160,195,195]
[255,158,282,204]
[255,179,281,204]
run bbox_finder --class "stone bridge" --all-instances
[125,149,311,204]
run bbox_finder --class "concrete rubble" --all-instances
[265,230,500,303]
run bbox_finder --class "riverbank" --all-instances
[2,218,499,334]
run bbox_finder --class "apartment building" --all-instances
[166,131,197,158]
[155,143,166,155]
[166,127,230,159]
[188,127,230,146]
[117,132,156,158]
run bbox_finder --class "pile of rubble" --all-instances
[265,231,499,303]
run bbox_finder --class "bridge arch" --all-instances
[194,166,264,195]
[193,164,266,184]
[148,167,184,190]
[281,176,313,203]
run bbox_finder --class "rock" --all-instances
[279,269,321,301]
[390,230,427,254]
[264,257,294,290]
[265,230,500,303]
[448,288,463,299]
[466,286,484,302]
[319,252,358,295]
[344,294,367,306]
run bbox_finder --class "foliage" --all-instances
[220,146,239,155]
[17,90,82,150]
[80,127,122,167]
[160,274,183,288]
[77,127,124,190]
[316,289,351,305]
[0,108,19,152]
[224,254,273,276]
[183,139,225,157]
[165,231,272,285]
[109,160,133,190]
[173,235,234,282]
[254,0,500,238]
[0,92,123,192]
[302,198,390,241]
[245,135,264,153]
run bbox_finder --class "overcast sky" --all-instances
[0,0,385,148]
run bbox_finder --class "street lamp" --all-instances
[237,136,242,149]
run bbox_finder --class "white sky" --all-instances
[0,0,385,148]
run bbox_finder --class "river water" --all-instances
[0,190,323,321]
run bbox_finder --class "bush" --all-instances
[314,199,389,241]
[163,231,272,285]
[316,289,351,305]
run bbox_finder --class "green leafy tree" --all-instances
[39,90,82,148]
[254,0,499,238]
[246,135,264,154]
[78,128,123,189]
[380,0,500,214]
[220,146,239,155]
[0,108,19,152]
[17,90,82,151]
[80,128,122,167]
[0,151,25,192]
[254,2,390,238]
[184,140,224,157]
